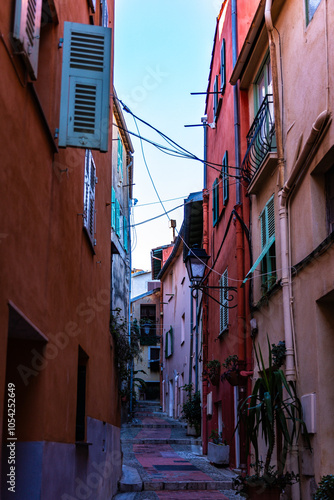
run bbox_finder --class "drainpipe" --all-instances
[189,292,193,388]
[202,190,209,454]
[265,0,284,188]
[232,0,241,205]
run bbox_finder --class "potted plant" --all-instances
[234,337,311,499]
[206,359,221,386]
[181,383,201,436]
[314,475,334,499]
[221,354,247,386]
[208,428,230,466]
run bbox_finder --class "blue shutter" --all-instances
[115,199,120,237]
[59,22,111,152]
[220,38,226,94]
[83,150,96,244]
[123,216,128,252]
[111,187,116,229]
[223,151,228,205]
[13,0,42,79]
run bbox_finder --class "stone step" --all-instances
[119,465,142,493]
[123,423,186,429]
[121,438,201,445]
[143,479,233,491]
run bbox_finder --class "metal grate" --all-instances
[26,0,37,46]
[73,84,96,134]
[70,31,105,72]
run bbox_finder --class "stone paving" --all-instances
[114,401,243,500]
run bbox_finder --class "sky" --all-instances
[114,1,219,270]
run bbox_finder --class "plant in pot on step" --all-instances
[205,359,221,386]
[181,383,201,437]
[208,428,230,466]
[233,337,311,499]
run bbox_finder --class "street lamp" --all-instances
[185,246,210,288]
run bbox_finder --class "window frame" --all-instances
[83,150,97,247]
[212,178,219,226]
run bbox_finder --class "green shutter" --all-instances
[59,22,111,152]
[223,151,228,205]
[13,0,42,79]
[111,187,116,229]
[219,269,228,332]
[220,38,226,94]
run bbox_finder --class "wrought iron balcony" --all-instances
[241,94,276,183]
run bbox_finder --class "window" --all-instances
[243,196,276,290]
[219,269,229,333]
[212,178,219,226]
[222,151,228,206]
[117,134,123,181]
[181,313,185,345]
[115,199,121,238]
[255,55,272,112]
[306,0,321,24]
[84,150,97,246]
[123,216,128,252]
[148,347,160,372]
[220,39,226,94]
[13,0,43,79]
[140,304,157,345]
[75,347,88,442]
[165,327,173,358]
[58,22,111,152]
[325,165,334,234]
[213,75,219,119]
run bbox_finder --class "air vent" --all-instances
[70,31,105,72]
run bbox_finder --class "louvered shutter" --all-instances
[213,75,219,118]
[123,216,128,252]
[219,269,228,333]
[13,0,42,80]
[58,22,111,152]
[220,38,226,94]
[213,178,219,226]
[223,151,228,205]
[83,150,96,244]
[115,199,121,237]
[267,196,275,239]
[111,187,116,229]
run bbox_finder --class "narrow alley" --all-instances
[114,401,241,500]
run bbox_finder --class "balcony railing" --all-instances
[241,94,276,183]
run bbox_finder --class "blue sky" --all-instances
[114,1,219,270]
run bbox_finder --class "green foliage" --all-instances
[110,309,143,398]
[271,341,286,368]
[209,428,227,445]
[181,383,201,429]
[222,354,239,369]
[236,337,311,483]
[233,462,299,497]
[314,475,334,500]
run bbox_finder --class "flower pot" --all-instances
[187,424,200,437]
[224,370,247,387]
[209,372,220,386]
[207,442,230,465]
[243,484,281,500]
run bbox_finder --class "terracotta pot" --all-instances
[209,372,220,386]
[225,370,247,386]
[244,485,281,500]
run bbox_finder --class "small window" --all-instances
[75,347,89,442]
[165,327,174,358]
[149,347,160,372]
[222,151,228,206]
[212,178,219,226]
[306,0,321,25]
[219,269,229,333]
[111,187,116,229]
[220,39,226,94]
[181,313,185,345]
[117,134,123,180]
[84,150,97,246]
[325,165,334,234]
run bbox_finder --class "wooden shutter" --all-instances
[212,178,219,226]
[13,0,42,80]
[123,216,128,252]
[84,150,96,244]
[59,22,111,152]
[220,38,226,94]
[213,75,219,118]
[261,196,275,248]
[222,151,228,205]
[115,199,120,237]
[111,187,116,229]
